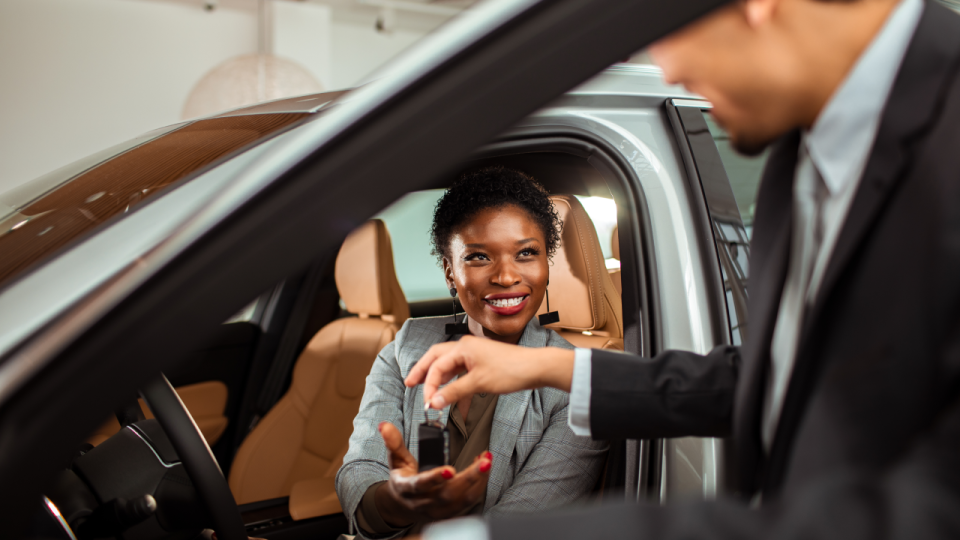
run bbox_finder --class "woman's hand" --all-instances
[404,336,575,410]
[375,422,492,524]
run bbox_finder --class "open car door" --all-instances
[0,0,730,536]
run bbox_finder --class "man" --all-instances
[403,0,960,537]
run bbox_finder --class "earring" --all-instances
[538,280,560,326]
[445,286,470,335]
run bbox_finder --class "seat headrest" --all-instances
[538,196,623,337]
[335,220,410,323]
[611,225,620,260]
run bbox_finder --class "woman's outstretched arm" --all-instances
[407,338,741,441]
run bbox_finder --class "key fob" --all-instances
[418,420,449,472]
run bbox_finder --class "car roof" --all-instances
[208,89,352,118]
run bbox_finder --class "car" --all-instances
[0,0,767,538]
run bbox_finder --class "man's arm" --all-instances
[589,346,740,439]
[407,338,740,440]
[405,337,576,408]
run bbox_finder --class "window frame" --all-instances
[665,100,750,348]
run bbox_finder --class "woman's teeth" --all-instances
[487,296,526,308]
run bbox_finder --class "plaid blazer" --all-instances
[335,316,609,538]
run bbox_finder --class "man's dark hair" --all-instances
[431,166,563,263]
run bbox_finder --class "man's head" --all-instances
[650,0,901,155]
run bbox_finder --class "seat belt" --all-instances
[247,260,327,432]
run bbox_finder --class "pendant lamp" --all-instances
[181,0,322,120]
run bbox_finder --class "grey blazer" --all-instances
[335,316,608,537]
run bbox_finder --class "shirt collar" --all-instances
[804,0,923,196]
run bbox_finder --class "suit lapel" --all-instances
[800,2,960,344]
[764,2,960,496]
[483,320,547,510]
[730,130,797,496]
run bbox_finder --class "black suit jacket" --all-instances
[491,2,960,538]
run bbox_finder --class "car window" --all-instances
[671,103,769,346]
[376,190,620,303]
[375,190,448,302]
[0,113,310,289]
[0,123,186,220]
[703,112,768,344]
[576,195,619,268]
[703,114,768,238]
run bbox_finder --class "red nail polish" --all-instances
[480,460,491,473]
[484,451,493,460]
[442,469,454,479]
[378,422,386,432]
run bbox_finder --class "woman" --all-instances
[335,167,608,538]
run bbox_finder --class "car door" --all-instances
[0,0,731,533]
[660,99,768,500]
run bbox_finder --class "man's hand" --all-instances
[404,336,575,410]
[375,422,492,524]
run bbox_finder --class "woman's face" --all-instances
[443,205,549,344]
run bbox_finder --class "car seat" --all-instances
[228,219,409,518]
[537,196,623,350]
[609,225,622,294]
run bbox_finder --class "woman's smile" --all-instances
[484,292,530,315]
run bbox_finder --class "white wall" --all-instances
[273,1,332,88]
[0,0,446,195]
[0,0,257,194]
[328,7,439,90]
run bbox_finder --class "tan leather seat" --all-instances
[537,196,624,350]
[229,219,409,515]
[609,225,622,295]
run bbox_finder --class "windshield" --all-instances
[0,113,310,290]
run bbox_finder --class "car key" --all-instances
[418,419,449,472]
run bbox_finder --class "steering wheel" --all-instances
[139,375,247,540]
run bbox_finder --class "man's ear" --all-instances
[743,0,777,28]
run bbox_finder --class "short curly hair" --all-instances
[431,166,562,263]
